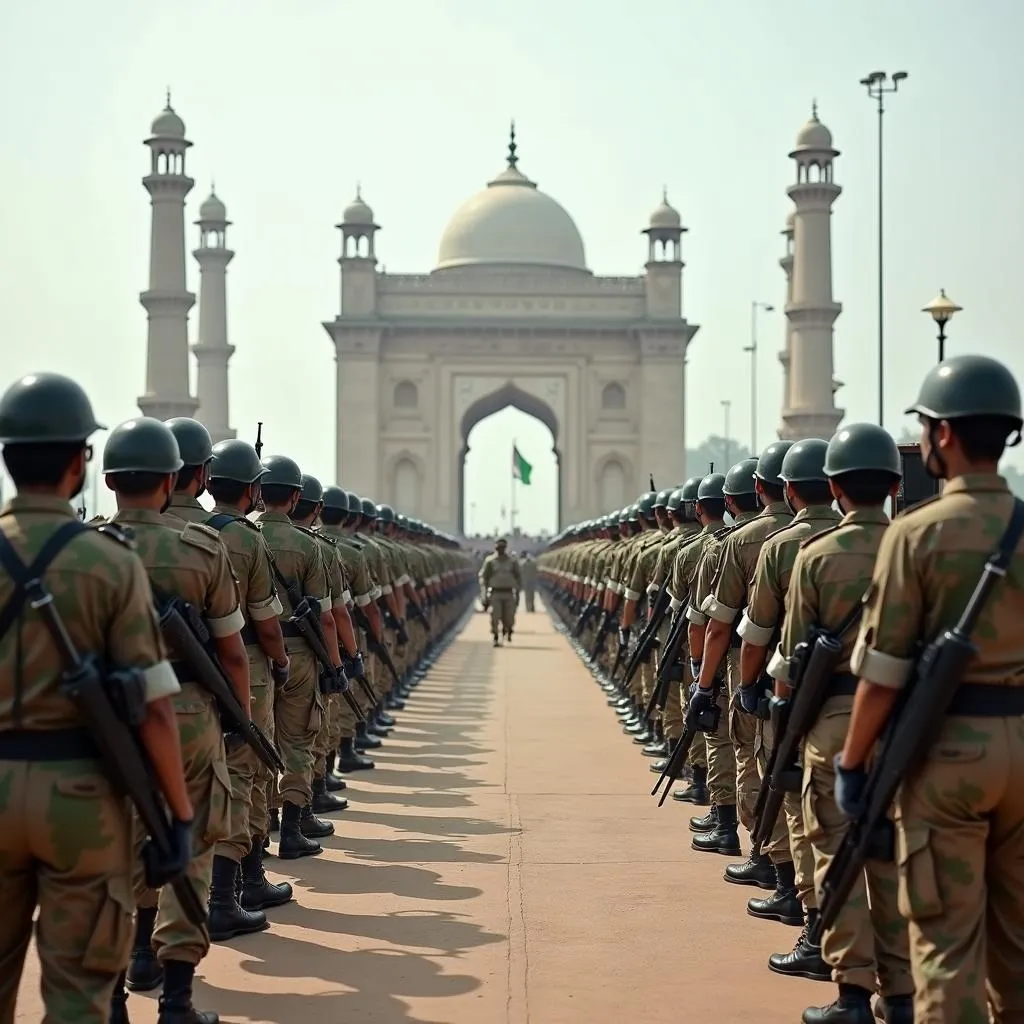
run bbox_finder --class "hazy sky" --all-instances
[2,0,1021,535]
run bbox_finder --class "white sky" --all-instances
[3,0,1022,533]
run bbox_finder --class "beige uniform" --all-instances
[480,553,522,637]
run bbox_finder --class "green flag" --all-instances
[512,446,533,486]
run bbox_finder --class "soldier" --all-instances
[204,439,294,918]
[257,454,337,860]
[0,374,190,1024]
[733,438,840,975]
[766,424,911,1023]
[840,356,1024,1024]
[520,552,538,611]
[685,459,761,845]
[479,538,522,646]
[104,416,246,1024]
[690,443,794,861]
[164,419,278,940]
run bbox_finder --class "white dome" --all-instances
[794,106,833,152]
[648,190,681,229]
[436,158,586,272]
[343,189,374,226]
[151,104,185,139]
[199,191,226,221]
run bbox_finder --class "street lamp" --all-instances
[743,301,774,453]
[922,289,962,363]
[721,400,732,468]
[860,69,909,427]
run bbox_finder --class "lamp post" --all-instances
[743,301,774,453]
[860,69,909,427]
[721,400,732,468]
[922,289,962,363]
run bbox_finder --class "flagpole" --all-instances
[511,439,517,536]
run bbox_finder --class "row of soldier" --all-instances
[0,373,477,1024]
[539,354,1024,1024]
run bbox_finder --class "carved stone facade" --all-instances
[324,148,698,535]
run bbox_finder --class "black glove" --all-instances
[687,685,716,720]
[271,658,290,686]
[345,651,367,679]
[143,817,193,888]
[395,620,410,644]
[834,755,869,819]
[738,683,762,716]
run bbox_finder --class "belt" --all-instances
[825,673,859,698]
[0,727,100,761]
[948,684,1024,717]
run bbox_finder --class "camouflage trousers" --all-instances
[274,649,323,807]
[705,649,740,807]
[248,673,276,839]
[894,714,1024,1022]
[803,696,911,996]
[312,693,337,778]
[0,758,134,1023]
[490,593,516,636]
[135,688,230,966]
[727,650,759,834]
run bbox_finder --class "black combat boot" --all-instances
[300,802,335,838]
[312,775,348,813]
[240,839,293,910]
[801,984,875,1024]
[277,800,322,859]
[724,851,776,889]
[642,722,667,757]
[354,721,382,750]
[878,994,913,1024]
[386,690,406,711]
[506,629,513,642]
[673,764,710,804]
[207,855,268,942]
[366,712,390,739]
[109,971,130,1023]
[768,909,830,980]
[338,736,374,772]
[268,808,279,833]
[492,634,500,647]
[691,802,741,855]
[376,704,397,728]
[747,859,804,925]
[688,803,718,833]
[650,737,676,773]
[630,717,652,742]
[125,906,162,992]
[325,753,347,792]
[157,959,218,1024]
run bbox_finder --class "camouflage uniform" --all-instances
[480,550,522,640]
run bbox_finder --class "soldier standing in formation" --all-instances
[520,552,538,612]
[539,353,1024,1024]
[0,374,476,1024]
[479,538,522,646]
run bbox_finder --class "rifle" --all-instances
[810,499,1024,945]
[342,653,379,705]
[609,631,630,681]
[572,595,598,638]
[156,594,285,774]
[253,423,265,510]
[408,598,431,633]
[644,605,689,720]
[589,608,617,661]
[623,583,670,688]
[650,687,721,806]
[29,585,208,929]
[352,605,401,687]
[269,561,365,722]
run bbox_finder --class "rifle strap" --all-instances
[0,519,88,726]
[205,513,236,533]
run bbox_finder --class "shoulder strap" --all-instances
[205,512,237,533]
[0,520,87,645]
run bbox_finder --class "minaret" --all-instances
[777,212,796,437]
[138,92,198,421]
[780,104,843,440]
[192,188,236,442]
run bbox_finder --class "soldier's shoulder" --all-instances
[892,493,944,525]
[178,521,223,557]
[93,521,136,551]
[797,523,844,553]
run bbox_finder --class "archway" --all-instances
[458,382,560,538]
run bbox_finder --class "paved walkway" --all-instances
[16,606,823,1023]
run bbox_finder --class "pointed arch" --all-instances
[459,381,559,443]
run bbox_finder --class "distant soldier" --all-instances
[520,552,538,611]
[479,538,522,646]
[0,374,189,1024]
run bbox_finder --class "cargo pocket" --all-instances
[801,767,826,846]
[896,826,943,921]
[82,873,134,973]
[308,688,325,735]
[203,757,233,846]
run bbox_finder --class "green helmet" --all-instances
[165,418,213,465]
[755,441,795,486]
[300,474,323,503]
[627,503,641,524]
[681,477,701,502]
[103,417,183,475]
[779,438,829,483]
[637,491,658,519]
[0,372,104,444]
[723,458,758,496]
[905,354,1023,425]
[697,472,727,500]
[322,485,349,511]
[666,488,686,514]
[261,455,302,489]
[654,488,673,509]
[209,439,266,483]
[360,498,377,520]
[824,423,902,477]
[346,491,363,515]
[376,504,395,524]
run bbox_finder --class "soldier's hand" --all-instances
[833,755,869,819]
[395,620,410,644]
[271,658,290,686]
[737,683,761,716]
[142,818,193,888]
[346,651,367,679]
